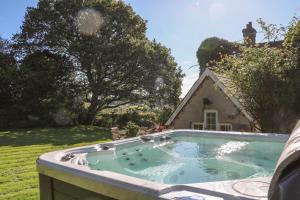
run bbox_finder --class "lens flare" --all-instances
[155,77,164,90]
[76,8,104,36]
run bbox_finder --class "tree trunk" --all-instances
[85,109,97,125]
[85,93,99,125]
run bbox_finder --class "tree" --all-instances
[284,18,300,121]
[257,18,287,42]
[284,19,300,48]
[0,37,20,128]
[196,37,236,73]
[18,51,82,126]
[13,0,183,125]
[284,19,300,70]
[215,19,300,133]
[145,41,184,109]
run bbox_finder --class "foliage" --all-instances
[257,18,287,42]
[0,49,84,128]
[156,106,173,124]
[95,105,174,128]
[196,37,236,72]
[145,42,184,109]
[216,20,299,132]
[95,105,157,128]
[125,121,140,137]
[0,126,111,200]
[284,19,300,49]
[284,18,300,72]
[13,0,183,125]
[0,38,20,128]
[18,51,83,127]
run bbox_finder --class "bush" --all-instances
[138,111,156,127]
[125,121,140,137]
[94,105,176,130]
[156,107,173,124]
[94,115,113,128]
[95,106,157,129]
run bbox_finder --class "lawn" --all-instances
[0,126,111,200]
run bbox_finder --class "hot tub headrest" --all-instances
[268,120,300,200]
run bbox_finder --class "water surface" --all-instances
[87,134,285,184]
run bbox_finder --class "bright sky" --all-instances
[0,0,299,97]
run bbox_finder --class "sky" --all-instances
[0,0,299,97]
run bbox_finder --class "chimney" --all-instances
[242,22,257,46]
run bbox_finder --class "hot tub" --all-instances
[37,130,288,200]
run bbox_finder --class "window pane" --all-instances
[220,124,232,131]
[193,124,203,130]
[220,125,226,131]
[206,112,216,130]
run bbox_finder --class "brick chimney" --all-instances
[242,22,257,46]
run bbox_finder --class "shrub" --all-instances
[156,107,173,124]
[125,121,140,137]
[96,105,157,129]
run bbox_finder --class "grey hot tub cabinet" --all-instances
[268,120,300,200]
[39,174,115,200]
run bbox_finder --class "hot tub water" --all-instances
[87,135,285,184]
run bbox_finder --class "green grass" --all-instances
[0,126,111,200]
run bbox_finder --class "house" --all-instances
[165,68,254,131]
[165,22,268,132]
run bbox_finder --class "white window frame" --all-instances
[219,123,232,131]
[204,109,218,130]
[192,122,204,130]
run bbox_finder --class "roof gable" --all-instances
[165,68,253,125]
